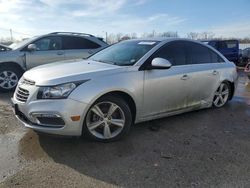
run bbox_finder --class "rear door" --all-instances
[62,36,102,60]
[25,36,64,69]
[184,42,223,107]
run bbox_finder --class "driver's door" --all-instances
[25,36,65,69]
[142,42,189,117]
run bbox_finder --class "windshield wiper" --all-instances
[119,63,133,66]
[90,59,115,65]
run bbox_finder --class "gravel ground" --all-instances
[0,71,249,188]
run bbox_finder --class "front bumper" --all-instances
[12,97,88,136]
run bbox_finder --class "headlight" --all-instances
[37,81,88,99]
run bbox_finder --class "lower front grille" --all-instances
[16,87,29,102]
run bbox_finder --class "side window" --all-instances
[34,37,62,51]
[186,42,211,64]
[218,41,227,49]
[218,40,237,49]
[153,42,186,66]
[210,50,225,63]
[225,41,237,48]
[185,42,224,64]
[62,36,101,50]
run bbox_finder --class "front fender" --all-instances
[68,70,144,121]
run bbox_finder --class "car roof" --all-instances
[124,38,208,44]
[202,39,239,42]
[127,37,175,42]
[32,32,107,45]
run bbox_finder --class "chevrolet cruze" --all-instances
[12,38,238,142]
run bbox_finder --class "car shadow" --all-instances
[17,101,250,187]
[0,91,14,105]
[14,72,250,187]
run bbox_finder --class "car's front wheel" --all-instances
[213,82,231,108]
[83,95,132,142]
[0,66,22,92]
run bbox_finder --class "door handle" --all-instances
[181,74,189,80]
[88,50,93,54]
[57,51,64,55]
[212,70,218,75]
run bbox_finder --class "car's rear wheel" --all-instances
[83,95,132,142]
[213,82,231,108]
[0,66,22,92]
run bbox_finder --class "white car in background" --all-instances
[0,32,108,92]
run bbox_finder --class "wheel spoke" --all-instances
[3,71,8,77]
[0,81,6,87]
[88,121,103,131]
[214,96,220,105]
[10,72,16,79]
[91,105,104,118]
[111,119,124,127]
[107,103,118,117]
[214,91,220,96]
[104,125,111,138]
[219,84,224,92]
[219,95,224,103]
[221,90,229,96]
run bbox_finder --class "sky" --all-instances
[0,0,250,39]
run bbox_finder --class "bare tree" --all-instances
[199,32,215,40]
[115,33,123,42]
[187,31,215,40]
[160,31,178,38]
[130,33,137,39]
[107,33,116,44]
[187,32,199,40]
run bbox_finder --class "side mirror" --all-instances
[27,44,37,51]
[151,58,172,69]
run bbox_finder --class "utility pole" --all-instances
[102,31,108,43]
[10,29,13,41]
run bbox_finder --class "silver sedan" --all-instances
[12,38,238,142]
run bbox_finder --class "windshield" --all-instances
[9,37,36,50]
[89,40,159,66]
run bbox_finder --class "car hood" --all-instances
[23,59,123,86]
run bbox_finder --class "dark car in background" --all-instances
[242,48,250,63]
[203,40,240,64]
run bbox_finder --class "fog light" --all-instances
[30,113,65,127]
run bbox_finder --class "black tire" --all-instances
[82,95,132,142]
[0,65,23,92]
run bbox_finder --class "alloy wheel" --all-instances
[213,83,229,107]
[0,71,18,89]
[86,101,126,139]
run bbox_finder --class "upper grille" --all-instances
[22,78,35,86]
[16,87,29,103]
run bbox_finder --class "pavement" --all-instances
[0,71,250,188]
